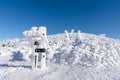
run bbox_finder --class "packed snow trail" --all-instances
[0,31,120,80]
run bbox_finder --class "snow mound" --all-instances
[0,31,120,80]
[47,33,120,68]
[22,27,120,68]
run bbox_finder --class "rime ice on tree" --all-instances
[23,26,48,69]
[64,30,70,42]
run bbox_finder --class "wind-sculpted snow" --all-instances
[0,32,120,80]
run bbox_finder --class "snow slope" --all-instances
[0,32,120,80]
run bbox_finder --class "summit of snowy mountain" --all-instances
[0,30,120,80]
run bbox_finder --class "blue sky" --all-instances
[0,0,120,40]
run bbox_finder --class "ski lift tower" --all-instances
[23,26,48,69]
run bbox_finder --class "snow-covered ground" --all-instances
[0,31,120,80]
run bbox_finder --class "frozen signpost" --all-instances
[23,26,49,70]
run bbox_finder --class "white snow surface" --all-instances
[0,32,120,80]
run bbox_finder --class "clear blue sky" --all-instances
[0,0,120,40]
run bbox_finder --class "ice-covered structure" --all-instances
[23,26,49,69]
